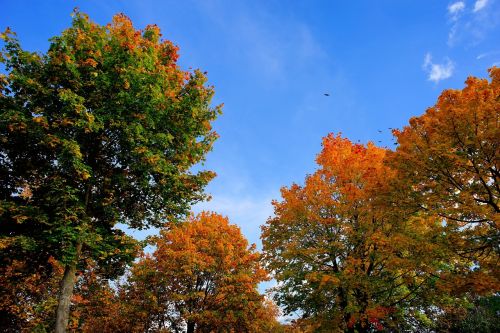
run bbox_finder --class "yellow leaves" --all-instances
[144,154,160,165]
[60,118,74,127]
[319,274,340,287]
[7,121,27,133]
[134,146,147,154]
[13,214,29,223]
[79,170,91,180]
[0,237,16,251]
[0,27,14,41]
[132,113,146,120]
[32,115,49,129]
[19,184,33,200]
[64,139,83,159]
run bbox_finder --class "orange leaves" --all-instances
[81,58,98,68]
[0,257,63,331]
[388,67,500,295]
[316,134,393,203]
[306,272,341,288]
[126,212,269,331]
[262,133,455,331]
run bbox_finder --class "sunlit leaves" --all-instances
[117,212,270,332]
[389,67,500,293]
[0,10,220,331]
[262,134,447,331]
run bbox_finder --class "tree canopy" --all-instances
[262,134,450,332]
[77,212,272,333]
[0,11,220,332]
[1,8,499,333]
[388,67,500,294]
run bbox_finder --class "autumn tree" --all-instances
[262,134,449,332]
[0,12,220,332]
[68,260,144,333]
[389,67,500,293]
[0,256,62,332]
[124,212,269,333]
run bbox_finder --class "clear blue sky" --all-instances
[2,0,499,249]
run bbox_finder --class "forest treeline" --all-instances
[0,12,498,333]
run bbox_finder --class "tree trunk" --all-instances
[187,320,195,333]
[55,242,81,333]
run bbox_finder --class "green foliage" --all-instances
[0,10,219,263]
[0,11,220,330]
[444,296,500,333]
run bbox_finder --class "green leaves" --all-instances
[1,11,220,330]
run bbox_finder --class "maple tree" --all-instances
[69,261,143,333]
[388,67,500,294]
[73,267,283,333]
[123,212,270,333]
[0,11,220,332]
[261,134,450,332]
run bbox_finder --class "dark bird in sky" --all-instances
[324,93,330,96]
[378,130,382,133]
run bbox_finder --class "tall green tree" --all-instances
[0,12,220,332]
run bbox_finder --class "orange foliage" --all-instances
[390,67,500,293]
[262,134,447,331]
[124,212,271,332]
[0,257,63,332]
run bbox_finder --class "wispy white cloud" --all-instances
[194,192,276,247]
[476,50,500,59]
[195,1,326,83]
[473,0,489,12]
[422,53,455,83]
[446,0,499,47]
[191,157,279,247]
[448,1,466,20]
[448,25,459,46]
[477,52,489,59]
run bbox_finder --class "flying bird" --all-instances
[324,93,330,96]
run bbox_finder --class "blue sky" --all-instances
[2,0,500,250]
